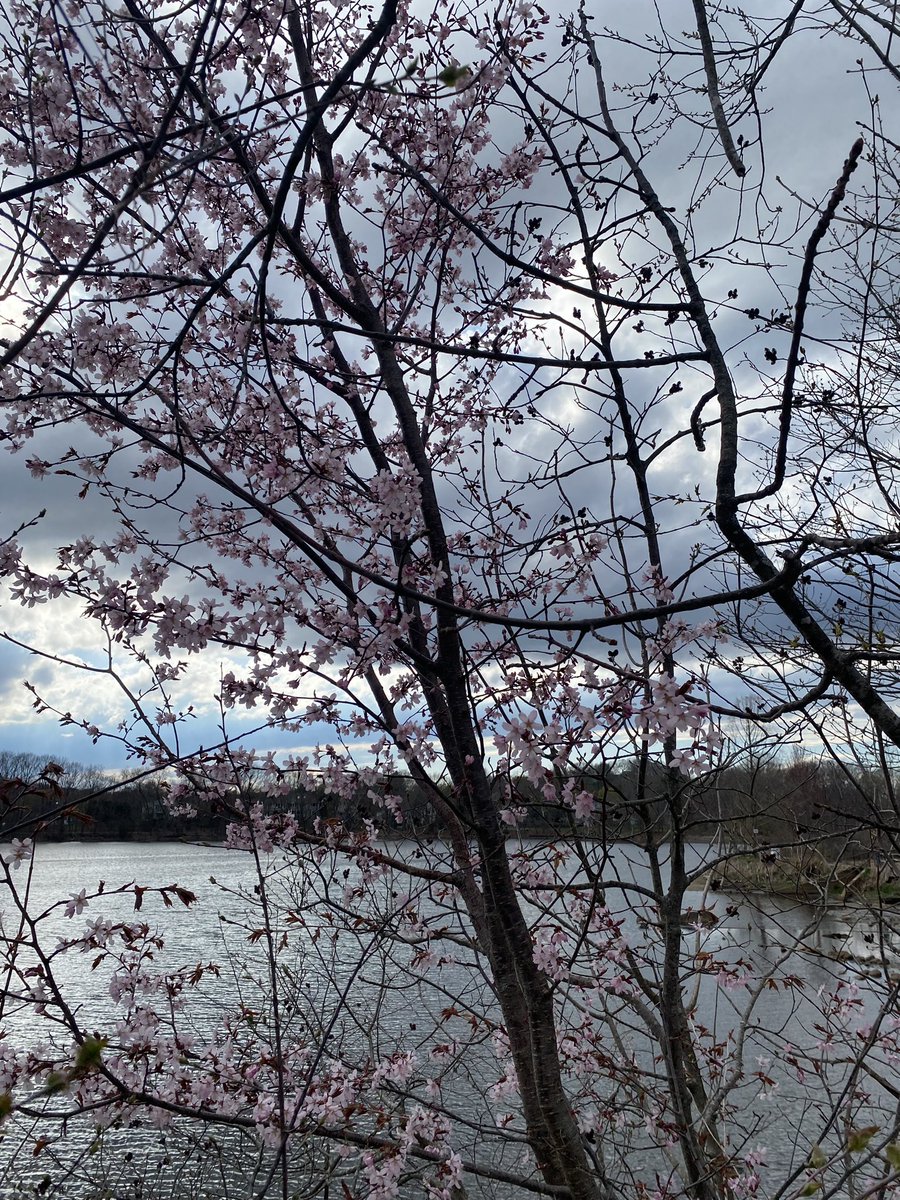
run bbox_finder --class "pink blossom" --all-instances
[3,838,33,869]
[64,889,88,918]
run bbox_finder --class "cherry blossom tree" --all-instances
[5,1,900,1198]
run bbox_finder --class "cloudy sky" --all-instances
[1,0,896,775]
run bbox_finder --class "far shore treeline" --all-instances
[0,748,892,855]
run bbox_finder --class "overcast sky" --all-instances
[1,0,895,774]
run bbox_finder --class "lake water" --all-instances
[2,839,900,1199]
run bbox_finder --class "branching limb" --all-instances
[691,0,747,178]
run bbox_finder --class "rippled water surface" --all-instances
[3,840,899,1199]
